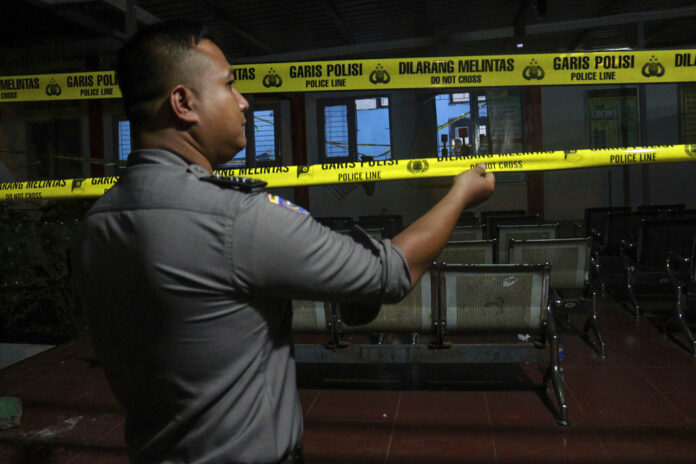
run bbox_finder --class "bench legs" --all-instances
[663,287,696,357]
[625,267,641,319]
[583,290,607,359]
[543,307,570,426]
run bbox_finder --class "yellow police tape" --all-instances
[1,145,695,202]
[2,50,696,101]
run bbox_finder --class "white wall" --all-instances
[541,84,693,221]
[643,84,696,208]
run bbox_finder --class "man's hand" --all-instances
[453,164,496,208]
[392,164,496,287]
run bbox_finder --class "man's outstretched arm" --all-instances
[392,165,495,286]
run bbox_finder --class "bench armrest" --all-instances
[666,254,692,288]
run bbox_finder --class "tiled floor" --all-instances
[0,293,694,463]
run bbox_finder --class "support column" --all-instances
[524,86,544,219]
[290,93,309,209]
[125,0,137,38]
[638,21,650,205]
[87,56,105,177]
[88,101,105,177]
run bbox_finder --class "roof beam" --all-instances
[322,0,354,44]
[101,0,160,25]
[232,5,696,63]
[29,0,128,40]
[568,3,614,51]
[231,27,511,63]
[0,37,123,66]
[511,0,529,49]
[513,0,529,35]
[644,20,669,47]
[527,6,696,35]
[201,0,275,54]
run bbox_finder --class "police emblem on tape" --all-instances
[522,60,545,80]
[685,145,696,158]
[71,179,85,192]
[407,160,429,174]
[267,194,308,214]
[641,56,665,78]
[45,78,62,97]
[262,69,283,88]
[369,64,390,84]
[296,165,312,178]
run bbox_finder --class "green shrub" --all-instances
[0,199,93,343]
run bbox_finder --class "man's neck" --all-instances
[136,129,213,173]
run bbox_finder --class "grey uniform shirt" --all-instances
[72,149,411,464]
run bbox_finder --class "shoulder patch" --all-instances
[267,194,309,215]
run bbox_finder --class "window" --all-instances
[435,92,478,156]
[435,89,524,183]
[588,88,638,148]
[318,97,392,162]
[436,89,525,158]
[324,105,350,158]
[680,84,696,143]
[486,89,523,154]
[114,108,281,170]
[117,120,132,162]
[221,103,281,168]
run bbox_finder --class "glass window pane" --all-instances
[478,95,488,117]
[223,147,246,168]
[118,120,131,161]
[254,109,276,162]
[355,98,377,110]
[356,98,391,160]
[681,84,696,143]
[325,105,350,158]
[487,89,523,154]
[436,94,470,153]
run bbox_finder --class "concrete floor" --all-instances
[0,293,695,463]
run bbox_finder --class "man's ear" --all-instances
[168,85,199,124]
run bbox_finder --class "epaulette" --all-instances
[200,173,267,192]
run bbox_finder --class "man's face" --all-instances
[191,39,249,166]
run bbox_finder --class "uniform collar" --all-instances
[126,149,212,178]
[126,149,191,168]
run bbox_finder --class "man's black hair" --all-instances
[116,21,215,126]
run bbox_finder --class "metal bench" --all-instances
[624,218,696,319]
[439,240,495,265]
[497,223,560,264]
[292,263,569,425]
[509,237,605,358]
[485,214,539,240]
[337,271,437,346]
[456,211,478,226]
[436,263,568,425]
[578,206,630,242]
[666,236,696,356]
[357,215,402,239]
[449,224,485,241]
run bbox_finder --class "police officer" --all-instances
[72,22,494,464]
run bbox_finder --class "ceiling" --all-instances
[2,0,696,71]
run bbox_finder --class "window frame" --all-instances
[317,96,392,163]
[112,114,131,171]
[434,90,489,156]
[245,101,283,167]
[679,83,696,144]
